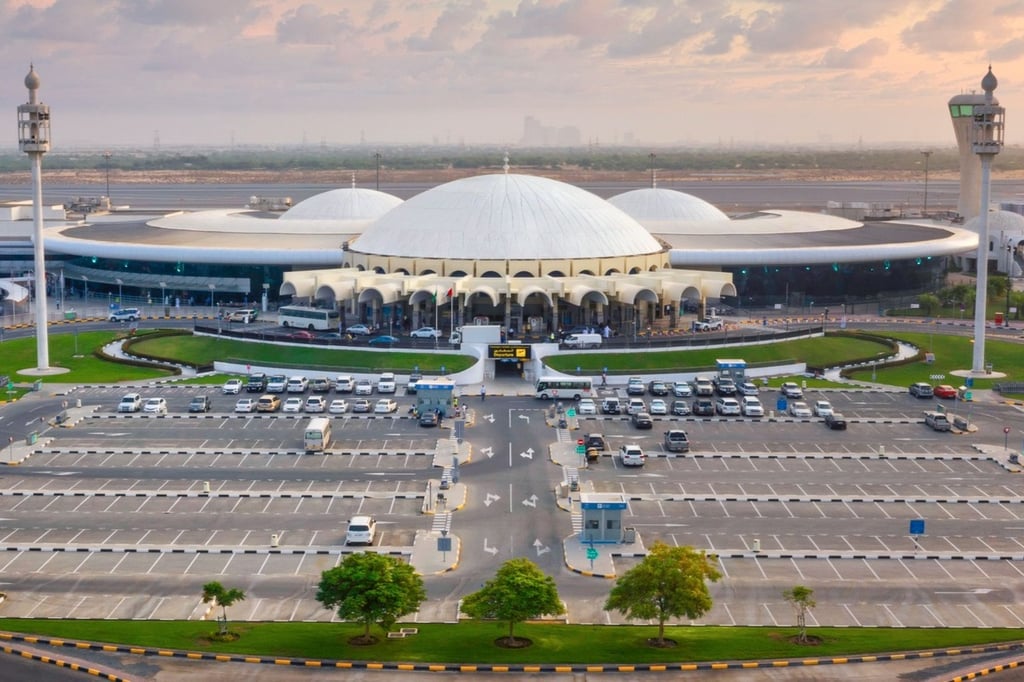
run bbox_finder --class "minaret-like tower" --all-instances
[949,92,990,220]
[17,64,52,371]
[969,66,1005,375]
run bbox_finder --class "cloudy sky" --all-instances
[3,0,1021,149]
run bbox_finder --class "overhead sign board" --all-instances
[488,344,531,360]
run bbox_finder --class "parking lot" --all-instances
[2,381,1023,628]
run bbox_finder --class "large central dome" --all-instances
[351,173,663,260]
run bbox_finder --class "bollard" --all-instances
[753,539,761,552]
[75,398,82,408]
[203,481,210,494]
[271,533,279,548]
[879,445,885,456]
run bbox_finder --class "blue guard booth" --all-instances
[716,358,747,383]
[579,493,628,544]
[414,376,455,417]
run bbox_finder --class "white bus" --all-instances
[278,305,340,331]
[534,376,594,400]
[303,417,332,453]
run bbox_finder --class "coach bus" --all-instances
[534,376,594,400]
[278,305,340,331]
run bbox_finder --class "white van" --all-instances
[563,333,602,348]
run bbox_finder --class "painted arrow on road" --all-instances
[480,446,494,459]
[484,539,498,556]
[517,414,530,424]
[483,413,495,423]
[519,448,534,459]
[483,493,501,507]
[522,494,538,507]
[533,539,550,556]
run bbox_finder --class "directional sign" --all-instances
[586,547,598,560]
[909,519,925,535]
[567,408,576,417]
[437,537,452,552]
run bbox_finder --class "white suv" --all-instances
[117,393,142,413]
[619,444,646,467]
[109,308,140,322]
[345,515,377,545]
[376,372,396,394]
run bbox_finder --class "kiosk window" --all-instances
[606,520,620,530]
[586,520,600,529]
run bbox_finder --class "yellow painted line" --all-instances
[459,665,478,672]
[101,645,118,652]
[130,647,147,655]
[427,664,446,672]
[523,665,541,672]
[801,659,820,665]
[214,654,232,662]
[186,652,203,659]
[772,660,791,667]
[831,657,848,664]
[303,660,321,667]
[274,658,292,665]
[491,665,510,672]
[711,662,730,670]
[741,661,760,668]
[366,662,384,669]
[157,650,175,657]
[244,656,262,663]
[681,663,699,670]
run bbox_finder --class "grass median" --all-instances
[0,619,1021,664]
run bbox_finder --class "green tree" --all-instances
[604,542,721,646]
[782,585,817,644]
[918,293,940,316]
[460,558,565,646]
[201,581,246,636]
[316,553,426,643]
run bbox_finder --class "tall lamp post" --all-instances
[103,151,111,199]
[375,151,381,191]
[970,66,1005,374]
[115,278,123,307]
[209,284,216,313]
[18,64,52,371]
[648,152,656,188]
[921,150,932,216]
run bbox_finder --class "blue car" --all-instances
[368,335,400,346]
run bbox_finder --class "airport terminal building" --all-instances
[0,166,981,332]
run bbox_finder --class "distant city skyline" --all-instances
[3,1,1021,149]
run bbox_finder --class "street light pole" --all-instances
[103,150,111,200]
[921,150,932,216]
[375,151,381,191]
[116,277,123,307]
[648,152,656,188]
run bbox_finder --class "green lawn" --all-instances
[0,620,1020,664]
[0,330,174,385]
[544,334,894,375]
[129,334,475,374]
[844,331,1023,388]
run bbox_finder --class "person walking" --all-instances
[479,385,486,402]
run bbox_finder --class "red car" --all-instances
[934,384,957,399]
[290,330,316,340]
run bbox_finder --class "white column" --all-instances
[972,156,992,373]
[31,153,49,370]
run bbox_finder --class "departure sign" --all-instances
[488,344,531,360]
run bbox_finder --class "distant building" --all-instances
[521,115,581,147]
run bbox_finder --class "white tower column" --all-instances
[969,67,1005,374]
[17,64,52,371]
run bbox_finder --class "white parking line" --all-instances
[1002,605,1024,626]
[762,603,779,626]
[882,604,903,627]
[109,552,131,574]
[105,596,128,619]
[146,597,167,619]
[842,604,862,626]
[71,553,94,573]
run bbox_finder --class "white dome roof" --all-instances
[280,188,402,221]
[352,173,662,259]
[609,188,729,222]
[965,209,1024,235]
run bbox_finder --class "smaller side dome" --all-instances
[280,188,402,221]
[609,188,729,222]
[966,209,1024,235]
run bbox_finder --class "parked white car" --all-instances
[328,399,349,414]
[222,378,243,395]
[142,397,167,414]
[741,396,764,417]
[789,401,813,418]
[409,327,442,338]
[813,400,834,417]
[345,515,377,545]
[304,396,326,413]
[649,398,669,415]
[715,397,742,416]
[286,376,309,393]
[234,398,256,413]
[282,397,304,413]
[374,398,398,414]
[577,398,597,415]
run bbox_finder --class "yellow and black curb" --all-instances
[0,641,130,681]
[2,632,1023,675]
